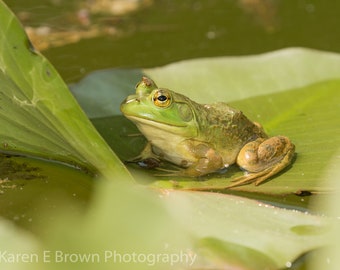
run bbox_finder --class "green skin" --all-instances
[120,77,295,188]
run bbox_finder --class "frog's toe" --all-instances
[228,170,269,188]
[125,154,161,168]
[153,167,184,177]
[125,141,164,168]
[137,158,161,169]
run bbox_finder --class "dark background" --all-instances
[7,0,340,82]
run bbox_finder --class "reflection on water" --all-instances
[238,0,279,32]
[7,0,340,82]
[0,154,93,233]
[15,0,154,51]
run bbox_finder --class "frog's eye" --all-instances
[153,90,172,107]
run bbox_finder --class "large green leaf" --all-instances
[72,48,340,118]
[0,1,132,181]
[0,3,335,270]
[71,48,340,194]
[152,80,340,194]
[163,189,331,268]
[15,180,330,270]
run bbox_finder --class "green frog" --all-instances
[120,77,295,188]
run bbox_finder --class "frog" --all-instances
[120,77,295,188]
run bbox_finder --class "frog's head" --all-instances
[120,77,198,137]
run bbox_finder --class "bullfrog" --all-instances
[120,77,295,188]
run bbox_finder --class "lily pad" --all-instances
[195,237,278,270]
[152,80,340,194]
[28,181,331,269]
[0,4,335,270]
[0,1,132,181]
[162,189,330,268]
[71,49,340,194]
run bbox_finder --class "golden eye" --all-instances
[153,90,171,107]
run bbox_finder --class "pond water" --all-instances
[2,0,336,231]
[0,154,93,233]
[1,1,337,267]
[7,0,340,83]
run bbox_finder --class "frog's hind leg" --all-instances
[229,136,295,188]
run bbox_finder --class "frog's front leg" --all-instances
[125,142,161,169]
[230,136,295,188]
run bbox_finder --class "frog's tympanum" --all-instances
[120,77,295,188]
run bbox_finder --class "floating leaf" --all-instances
[163,189,331,268]
[0,4,335,270]
[72,48,340,118]
[0,1,132,181]
[71,48,340,194]
[29,181,330,269]
[196,237,277,270]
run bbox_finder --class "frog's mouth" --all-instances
[126,115,188,128]
[125,115,199,138]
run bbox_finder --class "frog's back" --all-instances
[196,102,267,163]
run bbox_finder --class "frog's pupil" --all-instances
[157,95,167,102]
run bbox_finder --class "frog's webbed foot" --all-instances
[153,166,184,176]
[229,136,295,188]
[125,142,161,169]
[227,169,273,188]
[126,133,144,137]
